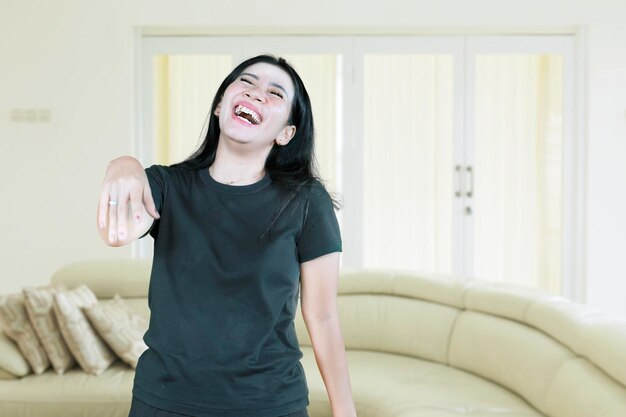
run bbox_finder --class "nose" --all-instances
[244,86,265,102]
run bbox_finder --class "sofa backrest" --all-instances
[51,258,151,298]
[50,258,152,320]
[296,268,626,417]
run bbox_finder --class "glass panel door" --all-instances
[138,35,579,299]
[361,54,455,274]
[466,36,574,295]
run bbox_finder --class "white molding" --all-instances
[463,36,475,280]
[139,26,580,37]
[132,26,148,260]
[569,25,589,304]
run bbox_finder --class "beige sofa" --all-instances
[1,259,625,417]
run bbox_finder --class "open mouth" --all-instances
[233,104,262,125]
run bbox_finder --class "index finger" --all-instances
[143,181,160,220]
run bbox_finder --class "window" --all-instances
[137,35,581,300]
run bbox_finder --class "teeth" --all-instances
[235,105,261,124]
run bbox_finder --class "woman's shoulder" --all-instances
[286,177,325,202]
[305,179,342,212]
[298,179,339,212]
[307,178,333,197]
[297,177,326,191]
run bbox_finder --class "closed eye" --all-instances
[240,77,284,99]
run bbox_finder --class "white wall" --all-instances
[1,0,625,316]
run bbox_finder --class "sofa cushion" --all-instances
[0,327,30,378]
[525,296,626,388]
[301,293,459,366]
[338,268,468,309]
[0,346,544,417]
[302,346,544,417]
[0,292,50,375]
[448,310,576,414]
[22,284,76,375]
[84,294,148,369]
[544,356,626,417]
[0,360,133,416]
[53,285,116,376]
[463,279,557,322]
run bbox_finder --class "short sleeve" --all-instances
[296,184,342,263]
[139,164,167,240]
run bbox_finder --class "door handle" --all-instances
[466,166,473,198]
[455,165,463,197]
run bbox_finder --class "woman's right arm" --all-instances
[96,156,161,247]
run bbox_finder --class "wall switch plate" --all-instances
[24,109,36,122]
[10,109,23,122]
[37,109,50,122]
[9,108,51,123]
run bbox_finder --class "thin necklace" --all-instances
[209,166,264,185]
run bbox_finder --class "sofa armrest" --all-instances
[0,329,30,378]
[0,367,18,380]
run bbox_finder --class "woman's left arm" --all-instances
[300,252,357,417]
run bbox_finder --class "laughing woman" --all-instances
[97,54,357,417]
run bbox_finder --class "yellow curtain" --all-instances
[153,55,233,165]
[153,54,338,193]
[278,54,339,191]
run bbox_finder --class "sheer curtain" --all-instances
[150,49,564,294]
[361,53,563,294]
[362,54,454,274]
[473,54,563,293]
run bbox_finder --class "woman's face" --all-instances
[215,62,296,147]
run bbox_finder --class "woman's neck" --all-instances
[210,137,268,185]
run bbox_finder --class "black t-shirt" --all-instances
[132,164,342,417]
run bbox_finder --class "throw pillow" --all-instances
[0,328,31,377]
[0,292,51,375]
[53,284,116,376]
[84,294,148,369]
[23,284,76,375]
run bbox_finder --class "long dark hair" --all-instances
[170,54,342,243]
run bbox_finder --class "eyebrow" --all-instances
[240,72,290,98]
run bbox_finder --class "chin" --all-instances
[220,129,257,144]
